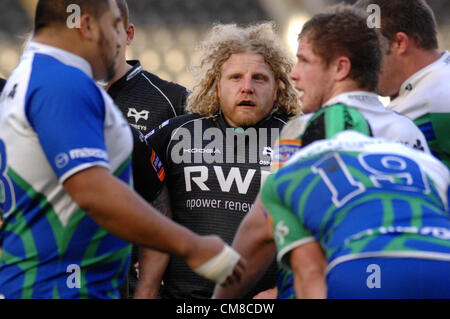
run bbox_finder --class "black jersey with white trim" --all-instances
[143,112,288,299]
[108,61,188,298]
[108,60,189,135]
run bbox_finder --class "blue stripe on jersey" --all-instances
[293,175,323,228]
[392,199,414,226]
[276,180,290,204]
[327,199,385,249]
[275,159,307,180]
[85,258,128,299]
[360,232,396,253]
[96,233,130,257]
[0,229,26,260]
[0,263,25,298]
[55,215,102,299]
[25,54,108,180]
[405,238,450,254]
[30,216,59,299]
[418,122,436,141]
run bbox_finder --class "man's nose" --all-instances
[240,76,254,94]
[290,67,299,81]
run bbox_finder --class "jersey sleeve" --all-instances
[137,118,177,202]
[174,88,190,116]
[130,126,165,203]
[415,113,450,168]
[26,81,109,183]
[260,172,315,271]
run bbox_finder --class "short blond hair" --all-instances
[187,22,300,118]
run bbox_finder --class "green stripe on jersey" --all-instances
[415,113,450,168]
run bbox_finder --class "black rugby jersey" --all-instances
[142,112,288,299]
[108,61,188,298]
[108,60,189,135]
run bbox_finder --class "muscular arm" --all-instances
[213,198,276,299]
[290,241,327,299]
[134,185,172,299]
[64,167,244,280]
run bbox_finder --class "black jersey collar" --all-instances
[107,60,143,96]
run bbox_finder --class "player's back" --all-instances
[272,131,450,272]
[271,93,431,170]
[317,92,430,152]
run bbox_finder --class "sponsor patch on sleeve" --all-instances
[150,150,166,182]
[145,129,155,140]
[270,139,302,170]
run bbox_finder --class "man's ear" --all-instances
[391,32,409,56]
[126,24,135,45]
[79,14,96,41]
[333,56,351,82]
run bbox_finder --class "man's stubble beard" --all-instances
[98,28,117,83]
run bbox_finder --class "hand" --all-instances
[189,235,247,285]
[220,257,246,287]
[252,287,277,299]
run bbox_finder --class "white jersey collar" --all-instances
[322,91,384,111]
[398,51,450,97]
[25,41,94,79]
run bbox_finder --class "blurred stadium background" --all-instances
[0,0,449,89]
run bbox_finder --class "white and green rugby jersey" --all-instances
[0,42,133,298]
[387,51,450,168]
[271,91,430,169]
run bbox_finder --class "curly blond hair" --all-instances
[187,22,300,118]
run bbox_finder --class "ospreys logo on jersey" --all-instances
[127,108,149,124]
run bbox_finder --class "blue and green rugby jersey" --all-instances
[0,42,133,299]
[262,132,450,274]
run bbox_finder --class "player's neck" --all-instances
[403,48,441,81]
[104,61,133,91]
[325,80,369,104]
[33,29,86,60]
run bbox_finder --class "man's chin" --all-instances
[301,104,319,115]
[233,113,267,127]
[94,68,116,84]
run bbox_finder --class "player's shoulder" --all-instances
[140,69,189,98]
[419,64,450,112]
[31,53,99,96]
[270,112,290,125]
[145,113,203,140]
[279,114,312,140]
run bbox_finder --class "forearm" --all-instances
[133,185,172,299]
[64,167,244,285]
[214,241,275,298]
[134,247,170,299]
[294,270,326,299]
[213,202,276,299]
[290,241,327,299]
